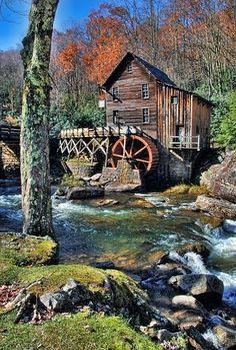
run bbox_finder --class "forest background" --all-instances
[0,0,235,148]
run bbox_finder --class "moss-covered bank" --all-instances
[0,233,187,350]
[163,184,207,196]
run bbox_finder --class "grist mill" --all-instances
[59,52,213,189]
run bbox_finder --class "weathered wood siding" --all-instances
[191,97,211,148]
[105,60,158,138]
[105,58,211,149]
[156,84,193,147]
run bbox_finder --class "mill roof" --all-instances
[102,52,176,90]
[102,52,213,106]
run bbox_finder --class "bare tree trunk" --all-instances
[21,0,59,237]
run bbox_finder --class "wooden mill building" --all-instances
[101,52,212,150]
[59,52,213,188]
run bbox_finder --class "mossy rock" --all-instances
[61,174,86,188]
[0,235,188,350]
[0,233,57,267]
[163,184,207,196]
[10,265,151,323]
[0,233,152,324]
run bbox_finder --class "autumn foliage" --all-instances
[55,1,234,95]
[56,4,127,85]
[57,43,81,73]
[82,5,127,84]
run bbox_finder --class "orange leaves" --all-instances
[55,4,128,85]
[57,43,81,73]
[82,33,127,85]
[82,4,128,85]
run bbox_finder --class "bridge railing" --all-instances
[169,135,201,151]
[59,126,144,139]
[0,125,20,141]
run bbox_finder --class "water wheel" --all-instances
[110,135,158,173]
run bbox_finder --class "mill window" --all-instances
[112,86,119,101]
[127,62,133,73]
[142,108,149,124]
[142,84,149,99]
[113,110,119,124]
[171,96,178,104]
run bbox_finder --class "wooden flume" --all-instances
[59,126,159,174]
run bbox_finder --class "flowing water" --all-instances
[0,185,236,308]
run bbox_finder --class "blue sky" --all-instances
[0,0,106,50]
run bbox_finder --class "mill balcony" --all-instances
[169,135,201,151]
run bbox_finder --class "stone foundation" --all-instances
[100,160,143,191]
[146,143,199,191]
[66,160,100,178]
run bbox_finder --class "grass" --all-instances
[0,311,161,350]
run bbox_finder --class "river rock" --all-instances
[90,173,102,182]
[200,151,236,203]
[213,325,236,349]
[223,219,236,234]
[139,317,172,338]
[153,262,190,279]
[186,326,219,350]
[195,195,236,219]
[147,250,168,265]
[54,187,66,197]
[172,295,206,313]
[67,186,104,200]
[90,180,101,187]
[176,242,210,260]
[161,308,204,330]
[105,183,141,193]
[96,199,119,207]
[168,274,224,306]
[40,291,73,312]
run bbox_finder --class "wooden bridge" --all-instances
[59,126,159,173]
[0,125,20,142]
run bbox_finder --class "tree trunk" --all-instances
[21,0,59,237]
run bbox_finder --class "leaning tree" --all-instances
[21,0,59,237]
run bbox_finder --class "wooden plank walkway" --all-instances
[0,125,20,141]
[59,126,143,139]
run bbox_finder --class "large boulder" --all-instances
[67,186,104,200]
[171,295,206,312]
[200,151,236,203]
[195,195,236,219]
[168,274,224,306]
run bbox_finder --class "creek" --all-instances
[0,185,235,308]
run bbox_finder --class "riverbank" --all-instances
[1,230,236,349]
[0,186,236,349]
[0,232,187,350]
